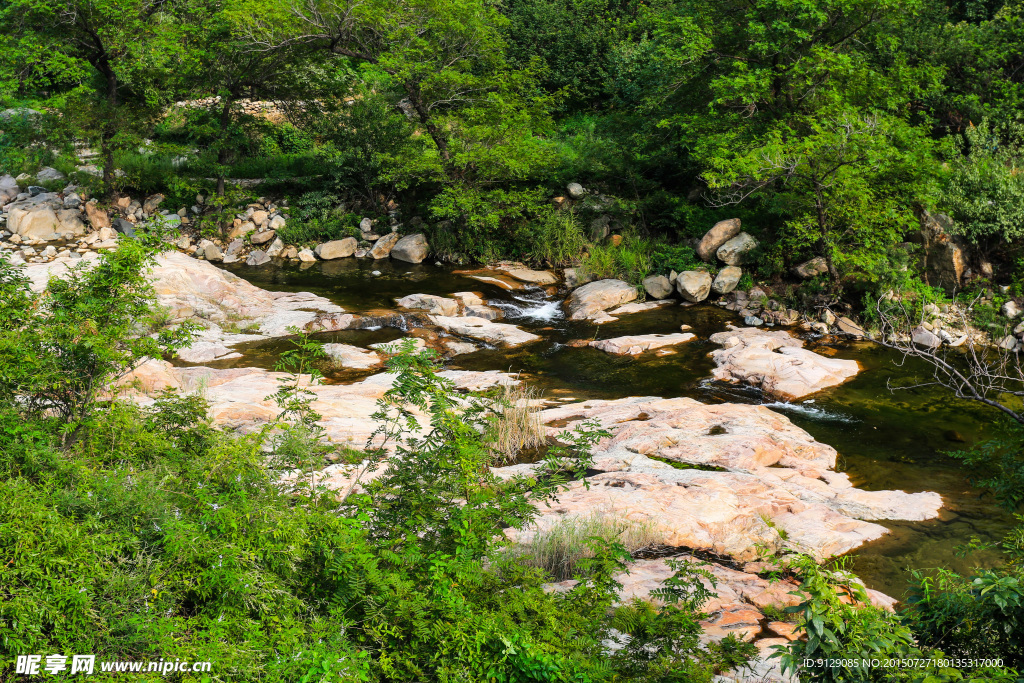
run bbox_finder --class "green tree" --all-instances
[0,0,200,191]
[0,237,193,440]
[239,0,556,260]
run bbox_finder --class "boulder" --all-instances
[315,237,358,260]
[230,221,257,239]
[265,237,284,258]
[250,229,276,245]
[589,215,610,241]
[589,333,696,355]
[35,167,65,182]
[142,193,164,214]
[246,250,270,266]
[0,174,19,204]
[390,233,429,263]
[716,232,758,266]
[359,217,373,232]
[793,257,828,279]
[998,335,1018,351]
[269,215,286,230]
[836,316,864,337]
[567,182,585,199]
[711,266,742,295]
[7,194,62,239]
[203,243,223,262]
[709,326,860,400]
[113,217,136,238]
[63,194,82,209]
[642,274,673,300]
[396,293,459,317]
[1002,301,1020,319]
[676,270,712,303]
[697,218,741,262]
[250,209,269,226]
[323,343,382,370]
[56,209,87,235]
[911,326,941,348]
[564,279,638,320]
[370,232,401,259]
[298,248,317,263]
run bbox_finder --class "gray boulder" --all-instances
[716,232,758,266]
[567,182,585,199]
[711,266,742,295]
[204,243,223,261]
[246,250,270,266]
[315,237,358,260]
[0,174,19,204]
[697,218,741,262]
[911,326,941,349]
[391,233,429,263]
[266,237,285,258]
[676,270,713,303]
[642,274,673,300]
[35,167,66,182]
[589,215,610,241]
[114,218,136,238]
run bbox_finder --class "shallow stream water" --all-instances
[218,258,1014,598]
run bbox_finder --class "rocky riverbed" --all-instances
[13,231,1016,683]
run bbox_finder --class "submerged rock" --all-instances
[708,326,860,400]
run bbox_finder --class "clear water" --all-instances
[216,259,1014,598]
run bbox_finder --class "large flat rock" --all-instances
[709,326,860,400]
[501,397,941,563]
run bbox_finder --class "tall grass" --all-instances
[484,381,546,464]
[530,209,589,267]
[513,512,659,581]
[580,230,654,286]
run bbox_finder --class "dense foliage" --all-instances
[2,0,1022,285]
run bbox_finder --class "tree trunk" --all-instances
[402,80,455,178]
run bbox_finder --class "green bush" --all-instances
[277,190,363,245]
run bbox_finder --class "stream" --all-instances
[213,257,1014,599]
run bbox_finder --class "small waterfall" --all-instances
[491,290,564,323]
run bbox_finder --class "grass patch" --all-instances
[484,381,546,465]
[512,511,659,581]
